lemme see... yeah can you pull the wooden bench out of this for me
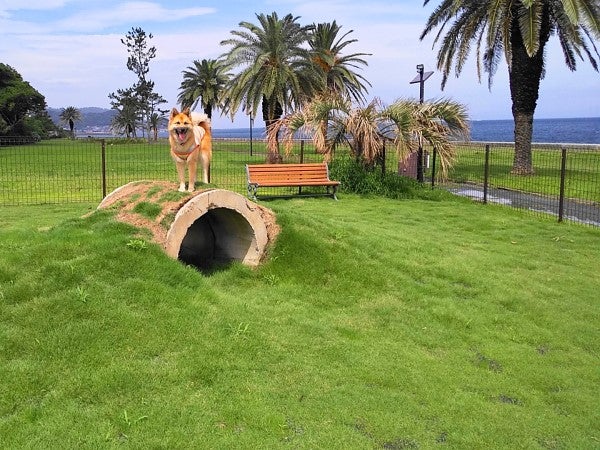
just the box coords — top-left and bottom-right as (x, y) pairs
(246, 162), (340, 200)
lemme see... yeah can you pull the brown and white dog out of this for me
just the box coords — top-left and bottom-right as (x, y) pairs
(168, 107), (212, 192)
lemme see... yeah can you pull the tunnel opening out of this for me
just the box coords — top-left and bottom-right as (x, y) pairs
(177, 207), (254, 273)
(98, 183), (278, 271)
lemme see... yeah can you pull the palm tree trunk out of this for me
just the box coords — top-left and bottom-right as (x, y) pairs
(508, 4), (551, 175)
(512, 111), (534, 174)
(509, 48), (541, 175)
(263, 96), (283, 163)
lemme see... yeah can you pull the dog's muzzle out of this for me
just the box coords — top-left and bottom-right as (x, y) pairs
(174, 127), (189, 142)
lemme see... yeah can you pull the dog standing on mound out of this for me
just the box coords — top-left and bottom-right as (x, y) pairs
(168, 107), (212, 192)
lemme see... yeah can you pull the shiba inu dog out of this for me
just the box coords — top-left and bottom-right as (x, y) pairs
(168, 107), (212, 192)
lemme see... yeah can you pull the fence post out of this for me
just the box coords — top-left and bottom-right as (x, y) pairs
(101, 139), (107, 199)
(298, 140), (305, 195)
(558, 147), (567, 223)
(483, 144), (490, 204)
(381, 141), (386, 176)
(431, 149), (437, 188)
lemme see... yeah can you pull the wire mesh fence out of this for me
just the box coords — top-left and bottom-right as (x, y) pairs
(0, 137), (330, 206)
(435, 142), (600, 227)
(1, 137), (599, 227)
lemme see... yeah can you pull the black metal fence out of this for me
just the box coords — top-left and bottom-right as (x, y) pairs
(436, 142), (600, 227)
(1, 137), (599, 227)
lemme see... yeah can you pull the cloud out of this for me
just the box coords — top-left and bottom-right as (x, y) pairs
(0, 0), (72, 11)
(53, 2), (216, 32)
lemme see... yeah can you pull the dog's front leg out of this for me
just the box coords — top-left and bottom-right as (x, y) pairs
(175, 159), (187, 192)
(187, 158), (197, 192)
(199, 152), (210, 184)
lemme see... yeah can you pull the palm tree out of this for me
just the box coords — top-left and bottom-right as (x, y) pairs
(268, 95), (469, 177)
(308, 21), (372, 155)
(149, 112), (165, 141)
(177, 59), (230, 119)
(109, 87), (140, 138)
(110, 92), (138, 138)
(220, 12), (322, 162)
(309, 21), (371, 103)
(59, 106), (81, 138)
(421, 0), (600, 175)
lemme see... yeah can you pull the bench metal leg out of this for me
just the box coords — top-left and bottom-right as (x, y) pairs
(247, 184), (258, 201)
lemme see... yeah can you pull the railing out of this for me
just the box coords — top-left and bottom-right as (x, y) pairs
(1, 137), (599, 227)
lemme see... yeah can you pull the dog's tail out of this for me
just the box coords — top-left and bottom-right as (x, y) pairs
(191, 112), (210, 127)
(190, 112), (211, 146)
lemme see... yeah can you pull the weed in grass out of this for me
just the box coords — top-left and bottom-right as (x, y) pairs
(262, 273), (278, 285)
(227, 322), (250, 340)
(74, 286), (89, 303)
(126, 239), (148, 251)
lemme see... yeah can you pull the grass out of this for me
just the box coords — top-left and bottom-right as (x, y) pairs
(1, 195), (598, 448)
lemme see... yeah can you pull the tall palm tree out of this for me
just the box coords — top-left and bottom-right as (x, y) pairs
(220, 11), (322, 162)
(59, 106), (81, 138)
(268, 96), (469, 177)
(421, 0), (600, 175)
(309, 21), (372, 103)
(177, 59), (230, 119)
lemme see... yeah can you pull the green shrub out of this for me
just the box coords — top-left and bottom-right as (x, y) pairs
(329, 158), (451, 201)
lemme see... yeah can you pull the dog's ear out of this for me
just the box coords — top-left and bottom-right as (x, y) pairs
(170, 107), (179, 118)
(182, 107), (191, 116)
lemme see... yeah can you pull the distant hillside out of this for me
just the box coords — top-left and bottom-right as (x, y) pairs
(48, 107), (116, 131)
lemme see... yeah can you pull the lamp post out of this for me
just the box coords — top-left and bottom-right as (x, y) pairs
(409, 64), (434, 182)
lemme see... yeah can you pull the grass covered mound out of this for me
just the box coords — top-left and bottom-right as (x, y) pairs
(0, 196), (598, 448)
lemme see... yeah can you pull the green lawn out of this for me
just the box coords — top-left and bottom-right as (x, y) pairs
(1, 195), (598, 448)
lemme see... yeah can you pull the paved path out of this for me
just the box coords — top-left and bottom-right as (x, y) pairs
(445, 183), (600, 227)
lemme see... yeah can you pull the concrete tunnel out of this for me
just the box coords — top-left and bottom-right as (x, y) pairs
(97, 182), (278, 271)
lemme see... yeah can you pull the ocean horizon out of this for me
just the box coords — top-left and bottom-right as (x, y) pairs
(80, 117), (600, 144)
(211, 117), (600, 144)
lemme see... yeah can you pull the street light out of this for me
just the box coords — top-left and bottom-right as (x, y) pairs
(409, 64), (434, 182)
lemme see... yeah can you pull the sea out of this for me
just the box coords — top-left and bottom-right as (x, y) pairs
(208, 117), (600, 144)
(83, 117), (600, 144)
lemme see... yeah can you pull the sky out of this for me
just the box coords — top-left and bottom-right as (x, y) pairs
(1, 0), (599, 129)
